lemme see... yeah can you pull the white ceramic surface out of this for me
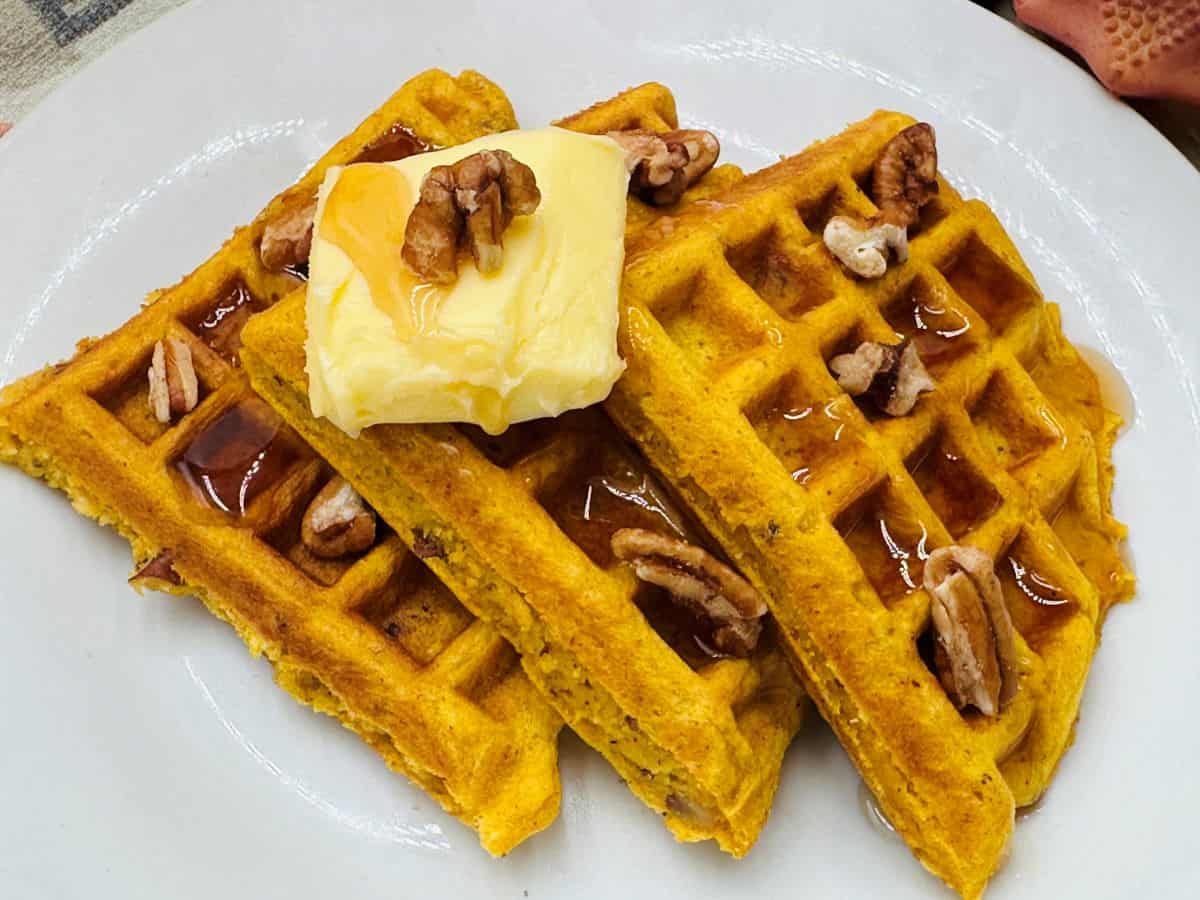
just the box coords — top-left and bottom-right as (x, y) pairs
(1, 1), (1197, 897)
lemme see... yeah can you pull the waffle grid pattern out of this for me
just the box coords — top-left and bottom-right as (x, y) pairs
(607, 110), (1132, 897)
(0, 69), (563, 855)
(241, 82), (805, 858)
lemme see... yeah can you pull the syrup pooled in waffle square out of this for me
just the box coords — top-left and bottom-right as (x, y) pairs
(605, 110), (1134, 897)
(241, 82), (806, 859)
(0, 69), (567, 855)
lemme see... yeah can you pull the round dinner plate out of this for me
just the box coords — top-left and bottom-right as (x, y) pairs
(1, 1), (1197, 897)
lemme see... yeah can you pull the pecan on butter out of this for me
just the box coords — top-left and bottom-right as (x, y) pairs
(401, 149), (541, 284)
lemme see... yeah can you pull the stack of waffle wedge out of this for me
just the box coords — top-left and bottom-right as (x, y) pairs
(0, 68), (1133, 899)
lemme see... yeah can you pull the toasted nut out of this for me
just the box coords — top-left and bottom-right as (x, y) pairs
(402, 150), (541, 284)
(411, 528), (446, 560)
(829, 339), (934, 416)
(608, 129), (721, 206)
(872, 122), (938, 228)
(611, 528), (767, 657)
(129, 550), (182, 592)
(823, 123), (937, 277)
(147, 337), (199, 424)
(923, 545), (1020, 716)
(260, 197), (317, 272)
(822, 215), (909, 278)
(301, 476), (376, 559)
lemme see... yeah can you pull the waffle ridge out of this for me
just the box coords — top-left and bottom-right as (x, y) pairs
(241, 83), (806, 858)
(603, 110), (1134, 897)
(0, 69), (563, 855)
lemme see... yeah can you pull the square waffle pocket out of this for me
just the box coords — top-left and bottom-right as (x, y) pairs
(604, 110), (1134, 897)
(0, 69), (565, 855)
(241, 84), (806, 858)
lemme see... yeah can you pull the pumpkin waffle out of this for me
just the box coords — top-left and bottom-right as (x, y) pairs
(241, 83), (806, 858)
(603, 110), (1134, 897)
(0, 69), (564, 855)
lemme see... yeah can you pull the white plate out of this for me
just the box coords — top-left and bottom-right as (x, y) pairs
(1, 1), (1197, 897)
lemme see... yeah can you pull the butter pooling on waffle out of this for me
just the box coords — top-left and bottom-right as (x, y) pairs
(0, 69), (565, 855)
(605, 111), (1134, 897)
(242, 82), (806, 858)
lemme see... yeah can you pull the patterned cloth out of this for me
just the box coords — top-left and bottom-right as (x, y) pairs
(0, 0), (1196, 167)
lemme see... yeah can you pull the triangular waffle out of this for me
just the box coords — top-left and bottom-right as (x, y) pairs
(241, 83), (806, 858)
(0, 69), (561, 855)
(603, 110), (1134, 896)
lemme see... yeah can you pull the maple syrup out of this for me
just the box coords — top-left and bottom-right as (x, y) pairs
(909, 438), (1001, 538)
(193, 280), (267, 364)
(1076, 346), (1137, 426)
(752, 378), (867, 490)
(177, 402), (296, 516)
(353, 123), (431, 164)
(541, 439), (727, 666)
(1002, 555), (1073, 645)
(837, 488), (931, 606)
(943, 235), (1039, 335)
(545, 442), (691, 567)
(635, 585), (728, 667)
(886, 280), (974, 371)
(858, 781), (899, 839)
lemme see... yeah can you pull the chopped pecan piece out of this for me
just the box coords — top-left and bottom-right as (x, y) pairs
(923, 545), (1020, 716)
(260, 197), (317, 272)
(608, 129), (721, 206)
(829, 339), (934, 416)
(301, 476), (377, 559)
(147, 337), (199, 424)
(823, 123), (938, 278)
(822, 216), (909, 278)
(128, 550), (182, 592)
(402, 150), (541, 284)
(611, 528), (767, 657)
(411, 528), (446, 560)
(872, 122), (938, 228)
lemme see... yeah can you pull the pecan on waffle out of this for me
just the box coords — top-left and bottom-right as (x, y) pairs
(241, 83), (806, 859)
(0, 69), (564, 856)
(603, 111), (1134, 897)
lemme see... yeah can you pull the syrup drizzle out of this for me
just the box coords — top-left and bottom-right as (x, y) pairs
(1076, 346), (1137, 426)
(177, 403), (295, 516)
(353, 123), (431, 164)
(543, 441), (730, 666)
(889, 287), (973, 367)
(756, 398), (854, 486)
(1008, 558), (1068, 607)
(193, 280), (265, 364)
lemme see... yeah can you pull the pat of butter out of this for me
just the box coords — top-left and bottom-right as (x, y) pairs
(305, 127), (630, 436)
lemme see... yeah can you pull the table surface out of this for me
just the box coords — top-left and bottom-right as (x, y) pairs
(0, 0), (1197, 167)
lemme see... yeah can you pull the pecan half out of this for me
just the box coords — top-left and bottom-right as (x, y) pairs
(872, 122), (938, 228)
(300, 476), (377, 559)
(611, 528), (767, 657)
(829, 339), (935, 416)
(822, 123), (937, 278)
(822, 216), (909, 278)
(608, 129), (721, 206)
(402, 150), (541, 284)
(147, 337), (199, 424)
(923, 545), (1020, 716)
(260, 197), (317, 272)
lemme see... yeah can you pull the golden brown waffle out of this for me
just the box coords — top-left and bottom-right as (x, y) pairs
(602, 110), (1134, 897)
(0, 69), (564, 855)
(241, 83), (806, 858)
